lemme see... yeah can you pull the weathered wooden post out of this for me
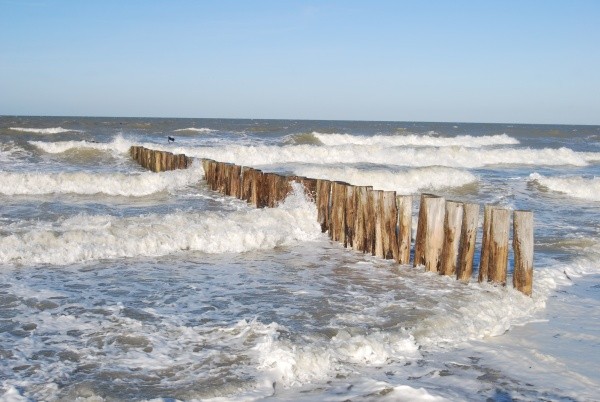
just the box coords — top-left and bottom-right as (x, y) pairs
(260, 172), (274, 207)
(160, 151), (167, 172)
(414, 194), (446, 272)
(250, 169), (264, 208)
(229, 164), (242, 198)
(367, 189), (381, 256)
(344, 185), (356, 248)
(316, 180), (332, 233)
(297, 177), (317, 201)
(178, 154), (188, 169)
(166, 152), (174, 171)
(330, 182), (348, 243)
(478, 205), (493, 283)
(380, 191), (399, 260)
(240, 166), (251, 201)
(441, 201), (464, 276)
(513, 210), (534, 295)
(488, 208), (510, 285)
(352, 186), (371, 252)
(456, 203), (479, 282)
(396, 195), (412, 265)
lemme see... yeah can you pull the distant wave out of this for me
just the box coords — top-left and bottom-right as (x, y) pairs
(29, 134), (133, 154)
(529, 173), (600, 201)
(293, 166), (477, 194)
(312, 132), (519, 147)
(0, 185), (319, 265)
(182, 144), (600, 169)
(0, 141), (31, 163)
(173, 127), (217, 133)
(283, 132), (324, 145)
(9, 127), (82, 134)
(0, 164), (203, 197)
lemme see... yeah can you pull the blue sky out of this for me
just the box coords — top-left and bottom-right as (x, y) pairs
(1, 0), (598, 124)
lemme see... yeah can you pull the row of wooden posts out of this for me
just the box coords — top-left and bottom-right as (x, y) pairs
(130, 146), (190, 172)
(130, 146), (534, 296)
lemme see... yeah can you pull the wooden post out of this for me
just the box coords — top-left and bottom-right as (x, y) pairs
(363, 189), (376, 255)
(513, 210), (534, 296)
(478, 205), (493, 283)
(161, 152), (168, 172)
(381, 191), (399, 260)
(277, 174), (292, 204)
(240, 166), (251, 201)
(352, 186), (371, 252)
(330, 182), (347, 243)
(456, 203), (479, 282)
(396, 195), (412, 265)
(344, 185), (356, 248)
(260, 172), (274, 207)
(488, 208), (510, 285)
(441, 201), (464, 276)
(371, 190), (384, 257)
(250, 169), (264, 208)
(299, 177), (318, 202)
(230, 164), (242, 198)
(316, 180), (332, 233)
(414, 195), (445, 272)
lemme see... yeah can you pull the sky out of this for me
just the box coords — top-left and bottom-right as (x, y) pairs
(0, 0), (599, 124)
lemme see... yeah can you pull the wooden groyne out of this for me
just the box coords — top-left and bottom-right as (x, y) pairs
(130, 146), (534, 296)
(130, 146), (190, 172)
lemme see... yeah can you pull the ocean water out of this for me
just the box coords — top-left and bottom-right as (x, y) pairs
(0, 117), (599, 401)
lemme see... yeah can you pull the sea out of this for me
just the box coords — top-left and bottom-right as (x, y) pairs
(0, 116), (599, 401)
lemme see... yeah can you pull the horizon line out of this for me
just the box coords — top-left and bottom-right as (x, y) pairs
(1, 114), (599, 127)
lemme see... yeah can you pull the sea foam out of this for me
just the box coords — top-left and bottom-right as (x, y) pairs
(29, 134), (133, 154)
(292, 165), (477, 193)
(9, 127), (82, 134)
(529, 173), (600, 202)
(173, 127), (217, 133)
(181, 144), (598, 169)
(0, 164), (204, 196)
(312, 132), (519, 147)
(0, 184), (319, 266)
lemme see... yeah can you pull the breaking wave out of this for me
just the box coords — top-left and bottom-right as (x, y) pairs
(0, 164), (203, 196)
(312, 132), (519, 147)
(0, 185), (319, 266)
(529, 173), (600, 202)
(173, 127), (217, 133)
(293, 165), (477, 194)
(9, 127), (82, 134)
(182, 144), (599, 169)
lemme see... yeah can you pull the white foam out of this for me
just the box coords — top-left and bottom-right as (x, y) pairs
(0, 164), (204, 196)
(0, 142), (31, 163)
(9, 127), (81, 134)
(28, 133), (133, 154)
(181, 144), (597, 168)
(0, 184), (320, 266)
(252, 322), (420, 389)
(293, 166), (477, 193)
(173, 127), (217, 133)
(313, 132), (519, 147)
(529, 173), (600, 201)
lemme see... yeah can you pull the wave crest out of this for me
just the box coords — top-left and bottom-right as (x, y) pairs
(0, 164), (203, 196)
(312, 132), (519, 147)
(173, 127), (217, 133)
(10, 127), (82, 134)
(293, 166), (477, 194)
(529, 173), (600, 201)
(0, 185), (319, 265)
